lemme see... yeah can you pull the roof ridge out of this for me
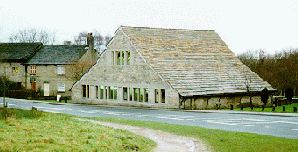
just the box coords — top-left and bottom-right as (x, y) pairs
(121, 25), (215, 31)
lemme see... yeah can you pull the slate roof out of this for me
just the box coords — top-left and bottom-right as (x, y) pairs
(27, 45), (87, 65)
(0, 43), (42, 62)
(119, 26), (274, 97)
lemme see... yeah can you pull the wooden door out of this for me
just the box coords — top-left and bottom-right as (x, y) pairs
(31, 82), (36, 91)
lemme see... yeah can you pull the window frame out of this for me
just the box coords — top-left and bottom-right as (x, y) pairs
(57, 66), (65, 75)
(30, 65), (36, 74)
(112, 51), (130, 65)
(123, 87), (128, 101)
(58, 83), (65, 92)
(12, 67), (18, 73)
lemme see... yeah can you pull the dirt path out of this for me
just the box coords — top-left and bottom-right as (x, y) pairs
(78, 119), (210, 152)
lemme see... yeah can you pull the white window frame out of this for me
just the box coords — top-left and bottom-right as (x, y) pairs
(30, 65), (36, 74)
(58, 83), (65, 92)
(57, 66), (65, 75)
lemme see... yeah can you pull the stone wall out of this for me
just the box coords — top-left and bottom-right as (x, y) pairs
(0, 62), (26, 87)
(26, 64), (75, 97)
(183, 94), (273, 109)
(72, 30), (180, 108)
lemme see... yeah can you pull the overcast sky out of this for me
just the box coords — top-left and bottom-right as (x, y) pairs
(1, 0), (298, 55)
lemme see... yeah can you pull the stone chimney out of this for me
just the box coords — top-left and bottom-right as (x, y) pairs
(87, 33), (94, 50)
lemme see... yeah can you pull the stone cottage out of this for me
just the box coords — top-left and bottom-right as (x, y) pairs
(1, 33), (98, 98)
(71, 26), (275, 109)
(0, 43), (42, 89)
(25, 34), (98, 97)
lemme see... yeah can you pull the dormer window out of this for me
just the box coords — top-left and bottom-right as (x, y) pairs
(112, 51), (130, 65)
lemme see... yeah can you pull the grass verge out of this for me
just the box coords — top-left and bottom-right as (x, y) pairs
(91, 117), (298, 152)
(224, 103), (298, 113)
(0, 108), (156, 151)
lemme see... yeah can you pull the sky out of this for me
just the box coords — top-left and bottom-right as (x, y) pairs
(1, 0), (298, 55)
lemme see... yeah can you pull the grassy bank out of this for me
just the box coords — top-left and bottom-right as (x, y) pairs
(92, 117), (298, 152)
(226, 103), (298, 113)
(0, 108), (156, 151)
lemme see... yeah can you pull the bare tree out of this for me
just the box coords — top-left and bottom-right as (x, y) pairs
(74, 31), (88, 45)
(9, 29), (56, 45)
(104, 35), (112, 45)
(73, 30), (112, 53)
(66, 58), (95, 81)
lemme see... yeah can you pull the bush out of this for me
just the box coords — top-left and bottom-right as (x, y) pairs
(285, 87), (294, 103)
(0, 75), (35, 98)
(261, 87), (269, 106)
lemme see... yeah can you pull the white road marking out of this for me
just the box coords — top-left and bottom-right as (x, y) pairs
(291, 129), (298, 131)
(136, 115), (151, 117)
(243, 125), (255, 127)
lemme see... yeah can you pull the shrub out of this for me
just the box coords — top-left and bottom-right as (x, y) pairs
(0, 75), (35, 98)
(261, 87), (269, 106)
(285, 87), (294, 104)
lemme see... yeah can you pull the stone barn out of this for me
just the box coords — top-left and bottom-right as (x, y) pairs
(71, 26), (275, 109)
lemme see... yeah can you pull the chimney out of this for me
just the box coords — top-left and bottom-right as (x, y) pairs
(87, 33), (94, 50)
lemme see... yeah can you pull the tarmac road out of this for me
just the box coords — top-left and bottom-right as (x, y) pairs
(2, 97), (298, 139)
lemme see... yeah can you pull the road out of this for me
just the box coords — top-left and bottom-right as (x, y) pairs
(2, 97), (298, 139)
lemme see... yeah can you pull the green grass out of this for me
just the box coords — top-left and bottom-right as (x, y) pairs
(224, 103), (298, 113)
(91, 117), (298, 152)
(0, 108), (156, 151)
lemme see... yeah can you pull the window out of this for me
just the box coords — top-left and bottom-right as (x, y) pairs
(108, 86), (113, 99)
(95, 86), (99, 99)
(57, 66), (65, 75)
(117, 52), (121, 65)
(130, 88), (133, 101)
(86, 85), (89, 98)
(155, 89), (159, 103)
(83, 85), (86, 97)
(106, 86), (117, 100)
(113, 86), (117, 99)
(144, 88), (148, 103)
(154, 89), (166, 103)
(100, 86), (104, 99)
(12, 67), (18, 73)
(105, 86), (108, 99)
(82, 85), (89, 98)
(140, 88), (144, 102)
(122, 51), (125, 65)
(161, 89), (165, 103)
(58, 83), (65, 92)
(123, 87), (128, 101)
(30, 66), (36, 74)
(112, 51), (130, 65)
(127, 51), (130, 65)
(134, 88), (138, 101)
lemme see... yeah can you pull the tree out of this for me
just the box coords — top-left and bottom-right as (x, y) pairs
(285, 87), (294, 104)
(104, 35), (112, 45)
(9, 29), (56, 45)
(237, 48), (298, 97)
(73, 30), (105, 50)
(261, 87), (269, 106)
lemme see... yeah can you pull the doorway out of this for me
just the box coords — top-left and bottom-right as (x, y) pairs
(44, 83), (50, 96)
